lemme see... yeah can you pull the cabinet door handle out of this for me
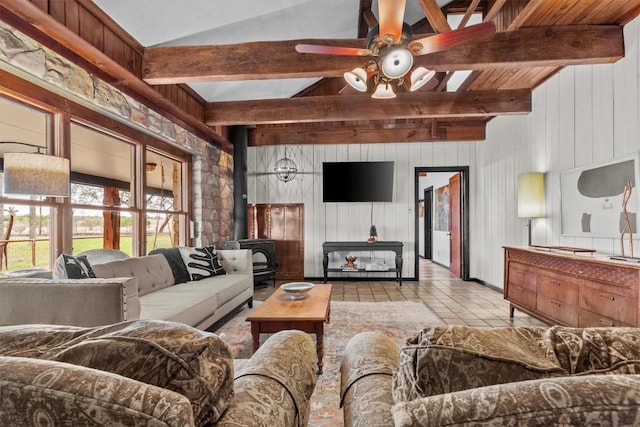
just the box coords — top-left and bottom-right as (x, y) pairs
(599, 294), (615, 301)
(550, 301), (561, 307)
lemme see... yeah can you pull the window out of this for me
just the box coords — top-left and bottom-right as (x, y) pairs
(70, 123), (135, 254)
(0, 97), (58, 271)
(146, 149), (187, 251)
(0, 85), (192, 270)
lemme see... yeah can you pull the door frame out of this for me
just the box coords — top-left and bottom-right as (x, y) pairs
(423, 186), (433, 259)
(414, 166), (470, 280)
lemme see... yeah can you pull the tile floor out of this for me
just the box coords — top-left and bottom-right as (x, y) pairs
(254, 259), (547, 328)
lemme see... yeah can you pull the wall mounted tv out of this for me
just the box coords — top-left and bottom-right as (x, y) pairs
(323, 161), (394, 202)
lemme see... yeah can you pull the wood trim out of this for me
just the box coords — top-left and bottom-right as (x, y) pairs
(413, 166), (471, 281)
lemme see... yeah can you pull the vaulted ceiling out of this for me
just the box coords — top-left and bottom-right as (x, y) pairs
(110, 0), (640, 146)
(4, 0), (640, 149)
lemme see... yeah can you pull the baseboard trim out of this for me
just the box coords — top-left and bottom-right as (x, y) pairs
(470, 277), (502, 293)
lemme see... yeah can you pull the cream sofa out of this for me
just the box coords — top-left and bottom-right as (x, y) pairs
(341, 326), (640, 426)
(0, 249), (253, 330)
(0, 320), (318, 426)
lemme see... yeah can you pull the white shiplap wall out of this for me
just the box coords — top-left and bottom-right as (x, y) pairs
(247, 16), (640, 287)
(473, 15), (640, 287)
(247, 141), (475, 280)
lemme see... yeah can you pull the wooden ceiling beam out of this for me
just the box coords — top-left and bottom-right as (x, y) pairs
(205, 89), (531, 125)
(143, 25), (623, 85)
(413, 24), (623, 69)
(417, 0), (452, 32)
(249, 120), (486, 145)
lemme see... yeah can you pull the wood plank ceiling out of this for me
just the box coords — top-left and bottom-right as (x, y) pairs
(139, 0), (640, 146)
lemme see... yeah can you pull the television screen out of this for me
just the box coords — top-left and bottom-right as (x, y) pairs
(323, 161), (394, 202)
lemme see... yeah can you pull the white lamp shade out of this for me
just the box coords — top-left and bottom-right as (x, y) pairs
(343, 68), (368, 92)
(371, 82), (396, 99)
(410, 67), (436, 91)
(517, 172), (545, 218)
(380, 47), (414, 79)
(3, 152), (70, 197)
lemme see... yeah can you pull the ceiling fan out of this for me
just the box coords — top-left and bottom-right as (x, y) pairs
(295, 0), (496, 99)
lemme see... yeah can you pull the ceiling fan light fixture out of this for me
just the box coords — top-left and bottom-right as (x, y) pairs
(380, 47), (413, 79)
(344, 67), (368, 92)
(409, 67), (436, 91)
(371, 82), (396, 99)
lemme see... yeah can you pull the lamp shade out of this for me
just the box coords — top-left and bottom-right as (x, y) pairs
(410, 67), (436, 91)
(344, 68), (368, 92)
(380, 47), (413, 79)
(371, 82), (396, 99)
(3, 152), (70, 197)
(517, 172), (545, 218)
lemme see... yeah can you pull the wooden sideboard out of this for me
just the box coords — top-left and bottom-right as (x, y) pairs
(503, 246), (640, 327)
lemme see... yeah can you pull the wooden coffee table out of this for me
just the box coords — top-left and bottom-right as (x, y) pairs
(246, 283), (332, 374)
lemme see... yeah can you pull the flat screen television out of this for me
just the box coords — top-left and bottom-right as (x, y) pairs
(323, 161), (394, 202)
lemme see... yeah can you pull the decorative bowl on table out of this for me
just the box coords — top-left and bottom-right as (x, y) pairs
(280, 282), (314, 300)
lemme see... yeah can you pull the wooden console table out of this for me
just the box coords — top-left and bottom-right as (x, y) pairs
(504, 246), (640, 327)
(322, 241), (403, 285)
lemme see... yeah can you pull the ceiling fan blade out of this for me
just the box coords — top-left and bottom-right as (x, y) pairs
(378, 0), (406, 42)
(295, 44), (372, 56)
(408, 21), (496, 56)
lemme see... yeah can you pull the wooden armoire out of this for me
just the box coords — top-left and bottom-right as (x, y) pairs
(248, 203), (304, 281)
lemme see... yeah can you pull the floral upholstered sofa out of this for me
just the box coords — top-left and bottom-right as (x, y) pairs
(340, 325), (640, 426)
(0, 320), (317, 426)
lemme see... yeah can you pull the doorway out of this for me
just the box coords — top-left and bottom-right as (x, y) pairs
(423, 186), (433, 259)
(414, 167), (470, 280)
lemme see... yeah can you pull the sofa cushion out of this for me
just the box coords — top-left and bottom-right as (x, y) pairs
(53, 254), (96, 279)
(393, 326), (566, 402)
(92, 254), (174, 296)
(179, 246), (226, 280)
(149, 247), (191, 284)
(391, 374), (640, 427)
(548, 326), (640, 374)
(0, 320), (234, 426)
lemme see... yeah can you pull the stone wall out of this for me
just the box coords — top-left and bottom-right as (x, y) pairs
(0, 22), (233, 248)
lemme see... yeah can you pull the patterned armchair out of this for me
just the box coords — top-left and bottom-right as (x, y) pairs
(0, 320), (317, 426)
(341, 326), (640, 426)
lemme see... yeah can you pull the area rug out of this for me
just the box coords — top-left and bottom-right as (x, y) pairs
(214, 301), (443, 427)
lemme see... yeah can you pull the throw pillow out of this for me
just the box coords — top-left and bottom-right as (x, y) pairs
(53, 254), (96, 279)
(179, 246), (226, 281)
(148, 247), (191, 284)
(32, 320), (235, 426)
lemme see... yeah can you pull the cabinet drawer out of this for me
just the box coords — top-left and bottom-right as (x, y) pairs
(507, 284), (536, 311)
(580, 286), (636, 325)
(507, 263), (536, 289)
(578, 309), (630, 327)
(537, 294), (578, 325)
(538, 274), (578, 305)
